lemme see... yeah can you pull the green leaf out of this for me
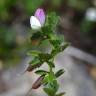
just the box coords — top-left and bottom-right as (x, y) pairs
(43, 72), (56, 84)
(39, 53), (51, 61)
(38, 39), (49, 47)
(49, 34), (59, 40)
(27, 50), (41, 57)
(52, 0), (62, 7)
(80, 19), (96, 33)
(29, 58), (41, 65)
(42, 26), (53, 35)
(45, 12), (59, 31)
(67, 0), (89, 11)
(31, 32), (43, 40)
(55, 69), (65, 78)
(35, 70), (48, 75)
(50, 39), (61, 48)
(23, 0), (44, 14)
(43, 80), (59, 96)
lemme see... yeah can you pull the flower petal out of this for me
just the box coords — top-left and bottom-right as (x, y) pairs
(35, 8), (45, 26)
(30, 16), (41, 30)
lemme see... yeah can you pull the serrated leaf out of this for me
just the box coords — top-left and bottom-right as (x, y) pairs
(55, 69), (65, 78)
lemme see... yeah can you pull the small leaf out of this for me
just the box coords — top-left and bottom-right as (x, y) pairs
(50, 39), (61, 48)
(43, 80), (59, 96)
(39, 53), (51, 61)
(27, 50), (41, 57)
(45, 12), (59, 30)
(43, 72), (56, 84)
(31, 32), (42, 40)
(55, 69), (65, 78)
(35, 70), (48, 75)
(29, 58), (40, 65)
(49, 33), (58, 40)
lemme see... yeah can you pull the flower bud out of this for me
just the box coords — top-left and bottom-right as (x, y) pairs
(30, 16), (41, 30)
(35, 8), (45, 26)
(32, 75), (44, 89)
(30, 8), (45, 30)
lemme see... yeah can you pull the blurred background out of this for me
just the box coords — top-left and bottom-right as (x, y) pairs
(0, 0), (96, 96)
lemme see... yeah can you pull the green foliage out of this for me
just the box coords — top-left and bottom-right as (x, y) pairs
(67, 0), (89, 11)
(23, 0), (44, 14)
(52, 0), (62, 7)
(80, 19), (96, 34)
(45, 12), (59, 31)
(0, 0), (16, 20)
(27, 12), (68, 96)
(0, 26), (16, 59)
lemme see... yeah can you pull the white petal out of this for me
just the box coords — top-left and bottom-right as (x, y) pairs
(30, 16), (41, 30)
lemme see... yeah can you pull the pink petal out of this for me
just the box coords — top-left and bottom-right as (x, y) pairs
(34, 8), (45, 26)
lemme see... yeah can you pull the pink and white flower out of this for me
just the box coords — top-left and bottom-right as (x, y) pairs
(30, 8), (45, 30)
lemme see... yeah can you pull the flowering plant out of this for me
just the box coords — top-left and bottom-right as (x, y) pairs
(26, 8), (68, 96)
